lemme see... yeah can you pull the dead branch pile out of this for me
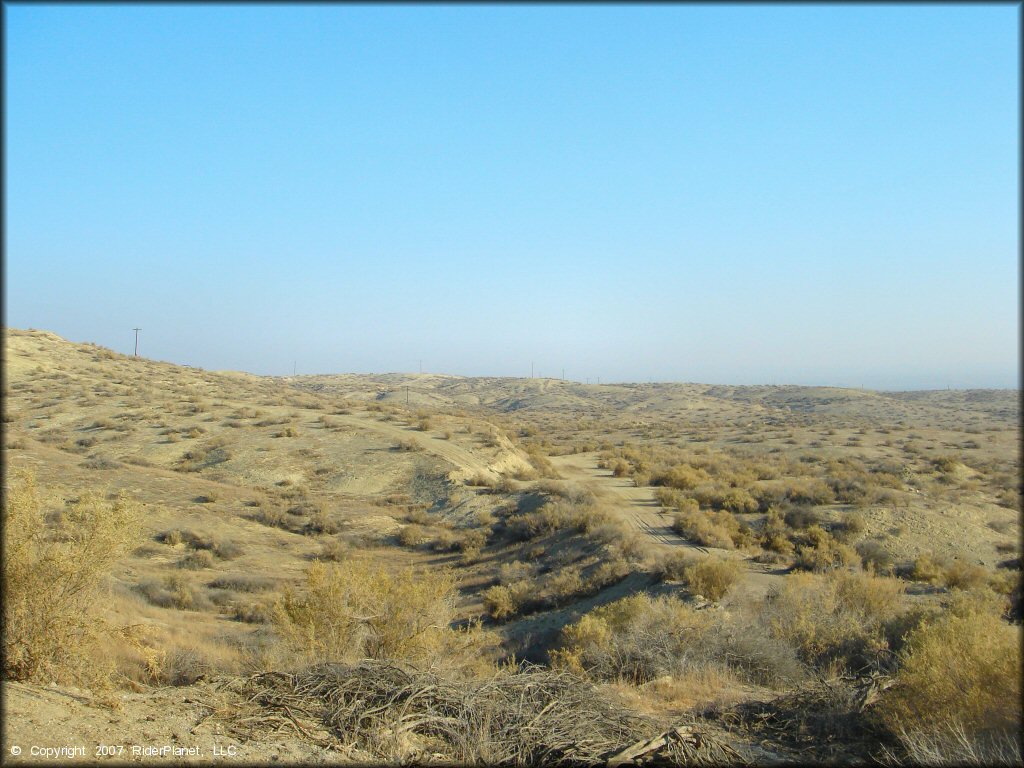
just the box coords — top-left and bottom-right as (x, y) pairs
(713, 674), (896, 762)
(217, 661), (739, 765)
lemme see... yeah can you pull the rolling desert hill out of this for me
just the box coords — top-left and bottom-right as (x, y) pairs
(2, 327), (1020, 765)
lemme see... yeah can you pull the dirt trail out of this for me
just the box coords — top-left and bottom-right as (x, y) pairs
(550, 453), (688, 548)
(550, 453), (785, 600)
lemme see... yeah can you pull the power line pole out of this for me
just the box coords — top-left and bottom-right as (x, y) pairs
(531, 361), (534, 379)
(132, 328), (141, 356)
(293, 361), (296, 376)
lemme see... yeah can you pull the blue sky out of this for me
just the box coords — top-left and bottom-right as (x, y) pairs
(5, 4), (1018, 388)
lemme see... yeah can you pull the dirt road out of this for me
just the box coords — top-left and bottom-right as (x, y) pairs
(549, 453), (785, 599)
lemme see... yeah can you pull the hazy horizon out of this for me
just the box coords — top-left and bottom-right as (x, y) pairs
(5, 6), (1019, 390)
(5, 324), (1014, 394)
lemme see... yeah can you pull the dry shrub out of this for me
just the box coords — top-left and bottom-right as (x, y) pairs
(178, 550), (215, 570)
(552, 593), (802, 688)
(159, 528), (184, 546)
(456, 528), (488, 553)
(784, 506), (822, 530)
(398, 523), (430, 548)
(233, 600), (275, 625)
(272, 558), (458, 665)
(856, 539), (895, 575)
(877, 591), (1022, 758)
(779, 478), (837, 506)
(540, 567), (584, 606)
(497, 561), (533, 585)
(466, 471), (495, 487)
(551, 594), (713, 682)
(840, 511), (867, 537)
(509, 500), (610, 541)
(671, 509), (751, 549)
(3, 472), (140, 684)
(676, 483), (759, 514)
(793, 527), (860, 573)
(943, 561), (989, 591)
(656, 550), (692, 582)
(209, 575), (275, 593)
(681, 556), (741, 601)
(764, 570), (906, 672)
(306, 510), (340, 535)
(652, 463), (710, 491)
(137, 574), (211, 611)
(524, 446), (559, 479)
(432, 529), (461, 553)
(482, 581), (531, 621)
(910, 551), (949, 585)
(931, 454), (961, 473)
(214, 538), (243, 560)
(405, 506), (432, 525)
(536, 480), (596, 506)
(591, 551), (631, 587)
(886, 721), (1021, 766)
(318, 536), (351, 562)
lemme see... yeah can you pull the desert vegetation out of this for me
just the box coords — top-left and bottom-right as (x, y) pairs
(2, 328), (1020, 764)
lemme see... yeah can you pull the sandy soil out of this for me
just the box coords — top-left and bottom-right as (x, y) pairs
(1, 680), (334, 765)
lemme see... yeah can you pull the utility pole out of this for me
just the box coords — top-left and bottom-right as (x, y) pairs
(132, 328), (141, 356)
(561, 368), (564, 381)
(531, 361), (534, 379)
(293, 361), (296, 376)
